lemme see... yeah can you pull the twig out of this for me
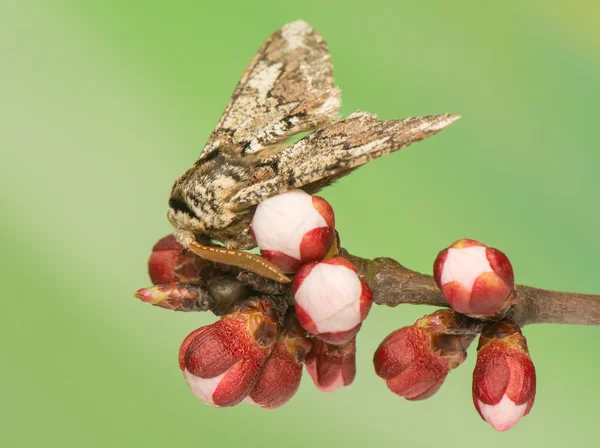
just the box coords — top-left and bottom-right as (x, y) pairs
(342, 251), (600, 327)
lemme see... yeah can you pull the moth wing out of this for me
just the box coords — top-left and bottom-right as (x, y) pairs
(200, 20), (340, 158)
(229, 111), (460, 210)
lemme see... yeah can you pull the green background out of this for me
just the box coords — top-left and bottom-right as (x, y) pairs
(2, 0), (599, 446)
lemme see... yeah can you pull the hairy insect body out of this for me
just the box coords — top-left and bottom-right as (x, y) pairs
(169, 152), (256, 250)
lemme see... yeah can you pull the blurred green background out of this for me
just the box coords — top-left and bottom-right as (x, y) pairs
(2, 0), (599, 446)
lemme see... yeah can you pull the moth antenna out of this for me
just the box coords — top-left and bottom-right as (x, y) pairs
(188, 241), (291, 284)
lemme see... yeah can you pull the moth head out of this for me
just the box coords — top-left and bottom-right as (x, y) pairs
(167, 189), (207, 247)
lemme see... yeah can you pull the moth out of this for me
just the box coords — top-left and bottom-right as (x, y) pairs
(167, 20), (459, 283)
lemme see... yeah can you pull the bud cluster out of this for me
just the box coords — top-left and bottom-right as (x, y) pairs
(252, 190), (373, 345)
(140, 191), (371, 407)
(371, 238), (536, 431)
(137, 207), (540, 431)
(179, 297), (298, 407)
(250, 190), (368, 393)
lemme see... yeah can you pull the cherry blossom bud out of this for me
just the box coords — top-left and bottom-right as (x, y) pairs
(178, 297), (284, 407)
(250, 190), (335, 273)
(473, 320), (536, 432)
(245, 314), (312, 409)
(148, 235), (218, 285)
(433, 238), (515, 317)
(306, 339), (356, 392)
(292, 256), (373, 344)
(374, 311), (474, 400)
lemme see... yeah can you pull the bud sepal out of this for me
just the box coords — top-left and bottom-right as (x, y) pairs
(306, 338), (356, 392)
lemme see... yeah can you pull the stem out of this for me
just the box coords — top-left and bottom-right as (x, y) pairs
(343, 251), (600, 327)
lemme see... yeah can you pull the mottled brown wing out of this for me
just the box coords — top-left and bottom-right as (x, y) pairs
(229, 111), (460, 210)
(200, 20), (340, 158)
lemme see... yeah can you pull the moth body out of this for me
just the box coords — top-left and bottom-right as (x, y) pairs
(165, 20), (459, 282)
(168, 150), (256, 249)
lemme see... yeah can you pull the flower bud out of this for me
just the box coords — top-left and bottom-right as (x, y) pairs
(148, 235), (217, 285)
(292, 256), (373, 344)
(135, 281), (210, 312)
(178, 297), (283, 407)
(306, 338), (356, 392)
(374, 311), (473, 401)
(473, 320), (536, 432)
(135, 277), (250, 315)
(250, 190), (335, 273)
(433, 238), (515, 317)
(245, 314), (312, 409)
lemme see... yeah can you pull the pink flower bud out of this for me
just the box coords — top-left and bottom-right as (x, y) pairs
(245, 314), (312, 409)
(473, 321), (536, 432)
(306, 338), (356, 392)
(292, 256), (373, 345)
(374, 311), (472, 401)
(178, 298), (282, 407)
(433, 238), (515, 317)
(250, 190), (335, 273)
(148, 235), (217, 285)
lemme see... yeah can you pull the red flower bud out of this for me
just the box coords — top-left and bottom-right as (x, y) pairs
(250, 190), (335, 273)
(433, 238), (515, 317)
(148, 235), (217, 285)
(178, 298), (283, 407)
(473, 321), (536, 432)
(374, 311), (472, 401)
(305, 338), (356, 392)
(245, 314), (312, 409)
(292, 256), (372, 344)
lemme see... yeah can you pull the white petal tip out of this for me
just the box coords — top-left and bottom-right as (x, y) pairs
(478, 395), (527, 432)
(183, 369), (227, 407)
(441, 246), (492, 290)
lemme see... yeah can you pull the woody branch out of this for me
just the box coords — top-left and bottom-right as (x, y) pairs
(342, 250), (600, 327)
(136, 237), (600, 333)
(139, 247), (600, 329)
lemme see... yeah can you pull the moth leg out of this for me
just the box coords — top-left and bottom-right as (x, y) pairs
(188, 241), (291, 284)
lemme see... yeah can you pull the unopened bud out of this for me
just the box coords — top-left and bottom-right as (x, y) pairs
(374, 311), (473, 400)
(135, 281), (210, 312)
(148, 235), (218, 285)
(246, 314), (312, 408)
(292, 256), (373, 344)
(178, 297), (283, 407)
(250, 190), (335, 273)
(473, 320), (536, 432)
(433, 238), (515, 317)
